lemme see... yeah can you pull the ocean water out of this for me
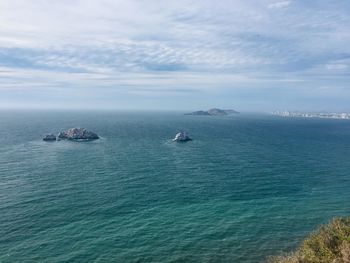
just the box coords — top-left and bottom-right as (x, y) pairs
(1, 110), (350, 263)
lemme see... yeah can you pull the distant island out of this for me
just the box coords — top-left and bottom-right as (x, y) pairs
(43, 128), (99, 141)
(185, 108), (239, 116)
(58, 128), (99, 140)
(273, 111), (350, 120)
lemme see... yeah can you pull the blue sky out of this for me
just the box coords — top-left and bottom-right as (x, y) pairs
(0, 0), (349, 111)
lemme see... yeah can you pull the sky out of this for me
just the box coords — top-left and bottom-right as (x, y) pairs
(0, 0), (349, 111)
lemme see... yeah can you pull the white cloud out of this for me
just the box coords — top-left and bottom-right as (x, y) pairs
(325, 63), (348, 70)
(0, 0), (350, 110)
(268, 1), (291, 9)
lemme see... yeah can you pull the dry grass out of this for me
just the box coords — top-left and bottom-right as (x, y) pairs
(269, 217), (350, 263)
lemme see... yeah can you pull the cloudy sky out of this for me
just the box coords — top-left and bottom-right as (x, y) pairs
(0, 0), (349, 111)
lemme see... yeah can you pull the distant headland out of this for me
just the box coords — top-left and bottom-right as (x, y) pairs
(185, 108), (239, 116)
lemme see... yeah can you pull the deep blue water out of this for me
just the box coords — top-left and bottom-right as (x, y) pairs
(1, 111), (350, 263)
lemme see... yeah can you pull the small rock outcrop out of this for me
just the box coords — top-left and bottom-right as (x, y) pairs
(43, 134), (57, 141)
(58, 128), (99, 140)
(173, 131), (192, 142)
(185, 108), (239, 116)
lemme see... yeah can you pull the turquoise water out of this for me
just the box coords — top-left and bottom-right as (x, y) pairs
(1, 111), (350, 262)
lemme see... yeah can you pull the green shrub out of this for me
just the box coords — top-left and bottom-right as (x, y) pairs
(269, 217), (350, 263)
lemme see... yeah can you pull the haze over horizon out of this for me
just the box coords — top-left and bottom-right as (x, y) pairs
(1, 0), (350, 111)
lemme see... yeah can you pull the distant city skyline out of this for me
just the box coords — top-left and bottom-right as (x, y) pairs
(0, 0), (350, 111)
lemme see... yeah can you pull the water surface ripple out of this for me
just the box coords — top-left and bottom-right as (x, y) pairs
(1, 111), (350, 262)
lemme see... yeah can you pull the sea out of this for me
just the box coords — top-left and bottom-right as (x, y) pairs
(1, 110), (350, 263)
